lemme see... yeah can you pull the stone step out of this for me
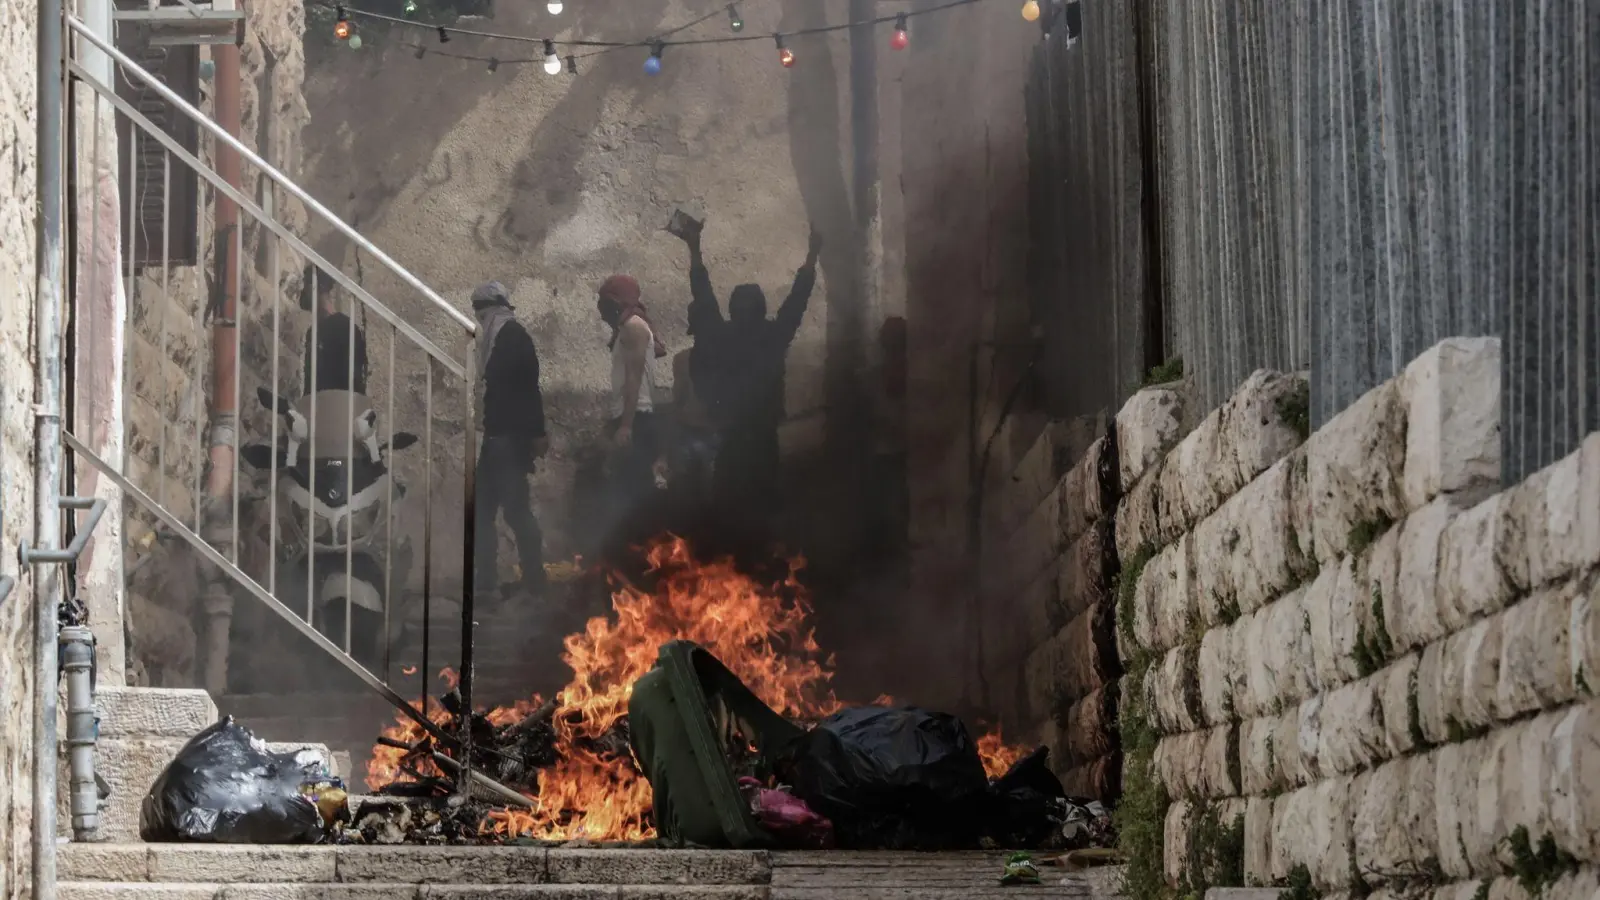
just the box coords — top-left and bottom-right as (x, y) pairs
(57, 879), (762, 897)
(89, 688), (218, 739)
(60, 846), (771, 886)
(57, 847), (1116, 899)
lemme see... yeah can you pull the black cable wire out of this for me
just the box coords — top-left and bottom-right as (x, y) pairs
(324, 0), (986, 57)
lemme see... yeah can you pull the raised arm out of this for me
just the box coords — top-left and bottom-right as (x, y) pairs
(684, 226), (724, 335)
(773, 229), (823, 347)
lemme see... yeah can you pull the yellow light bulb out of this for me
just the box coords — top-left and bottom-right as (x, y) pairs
(1021, 0), (1040, 22)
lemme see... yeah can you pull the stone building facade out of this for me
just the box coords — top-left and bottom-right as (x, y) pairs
(121, 0), (312, 688)
(0, 0), (41, 894)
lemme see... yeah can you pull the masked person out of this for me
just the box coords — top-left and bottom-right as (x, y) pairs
(676, 218), (822, 553)
(471, 281), (549, 599)
(596, 275), (666, 549)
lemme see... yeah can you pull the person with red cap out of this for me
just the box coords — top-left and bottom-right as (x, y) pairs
(596, 274), (666, 542)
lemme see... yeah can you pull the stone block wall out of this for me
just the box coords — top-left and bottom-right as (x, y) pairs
(0, 0), (38, 892)
(1127, 337), (1600, 900)
(979, 415), (1122, 799)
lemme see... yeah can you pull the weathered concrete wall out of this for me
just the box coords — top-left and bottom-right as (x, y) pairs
(0, 0), (38, 893)
(297, 0), (868, 578)
(1125, 337), (1600, 898)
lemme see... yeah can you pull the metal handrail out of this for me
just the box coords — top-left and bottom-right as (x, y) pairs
(66, 56), (467, 378)
(64, 431), (454, 744)
(65, 14), (476, 337)
(72, 17), (485, 798)
(18, 497), (108, 566)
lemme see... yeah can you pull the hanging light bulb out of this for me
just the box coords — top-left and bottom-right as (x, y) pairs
(547, 0), (564, 13)
(487, 56), (499, 72)
(776, 34), (794, 68)
(348, 33), (363, 50)
(890, 13), (909, 50)
(1021, 0), (1041, 22)
(543, 39), (561, 74)
(402, 0), (417, 15)
(333, 5), (351, 40)
(727, 3), (744, 32)
(644, 43), (663, 75)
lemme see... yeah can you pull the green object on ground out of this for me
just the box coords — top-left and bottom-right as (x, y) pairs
(628, 640), (805, 848)
(1000, 851), (1042, 886)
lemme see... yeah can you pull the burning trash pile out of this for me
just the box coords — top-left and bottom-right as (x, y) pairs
(138, 537), (1115, 851)
(357, 537), (1116, 852)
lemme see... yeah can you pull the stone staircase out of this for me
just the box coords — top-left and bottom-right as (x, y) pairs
(63, 680), (1120, 899)
(57, 845), (1122, 899)
(65, 686), (340, 842)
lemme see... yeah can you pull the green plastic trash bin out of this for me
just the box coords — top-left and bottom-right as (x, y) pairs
(628, 640), (805, 848)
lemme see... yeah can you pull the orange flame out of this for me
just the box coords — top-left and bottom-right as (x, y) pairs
(977, 729), (1027, 781)
(367, 536), (1025, 841)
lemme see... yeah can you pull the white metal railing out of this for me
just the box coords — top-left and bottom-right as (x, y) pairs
(62, 14), (485, 749)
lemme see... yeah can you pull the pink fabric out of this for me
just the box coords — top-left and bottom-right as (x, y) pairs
(738, 777), (835, 849)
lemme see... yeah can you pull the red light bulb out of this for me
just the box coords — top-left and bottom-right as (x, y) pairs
(890, 14), (909, 50)
(334, 18), (351, 39)
(779, 47), (795, 67)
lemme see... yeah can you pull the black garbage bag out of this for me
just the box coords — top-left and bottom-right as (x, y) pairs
(985, 746), (1069, 848)
(781, 706), (990, 850)
(139, 716), (339, 844)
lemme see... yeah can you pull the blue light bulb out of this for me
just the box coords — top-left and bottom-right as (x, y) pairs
(644, 54), (662, 75)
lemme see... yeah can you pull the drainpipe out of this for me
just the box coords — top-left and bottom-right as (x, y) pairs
(61, 625), (101, 838)
(33, 0), (68, 898)
(201, 8), (245, 695)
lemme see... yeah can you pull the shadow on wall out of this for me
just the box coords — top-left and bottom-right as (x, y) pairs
(303, 0), (674, 268)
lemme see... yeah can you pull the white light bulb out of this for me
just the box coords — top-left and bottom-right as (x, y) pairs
(544, 53), (562, 74)
(547, 0), (563, 13)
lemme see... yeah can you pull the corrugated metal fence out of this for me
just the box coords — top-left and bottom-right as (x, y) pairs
(1028, 0), (1596, 480)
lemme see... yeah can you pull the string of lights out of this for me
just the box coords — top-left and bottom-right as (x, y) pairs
(323, 0), (1022, 72)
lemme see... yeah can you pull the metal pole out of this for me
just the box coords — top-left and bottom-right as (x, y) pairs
(456, 342), (478, 799)
(33, 0), (67, 894)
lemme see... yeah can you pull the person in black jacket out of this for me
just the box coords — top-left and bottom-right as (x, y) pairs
(676, 218), (821, 555)
(471, 281), (549, 599)
(299, 265), (368, 395)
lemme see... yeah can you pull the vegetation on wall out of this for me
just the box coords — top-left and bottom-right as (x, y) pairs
(1144, 356), (1185, 387)
(1112, 545), (1170, 900)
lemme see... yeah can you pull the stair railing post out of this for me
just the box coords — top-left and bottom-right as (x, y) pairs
(457, 340), (478, 799)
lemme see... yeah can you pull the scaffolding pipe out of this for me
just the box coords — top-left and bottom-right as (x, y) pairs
(199, 3), (244, 697)
(33, 1), (68, 899)
(61, 625), (100, 838)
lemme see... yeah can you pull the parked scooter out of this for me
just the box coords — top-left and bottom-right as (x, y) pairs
(241, 315), (417, 671)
